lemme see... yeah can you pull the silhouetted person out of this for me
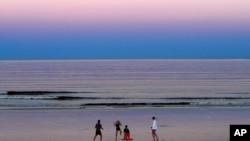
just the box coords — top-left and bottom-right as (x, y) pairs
(93, 120), (103, 141)
(123, 125), (130, 141)
(114, 120), (122, 140)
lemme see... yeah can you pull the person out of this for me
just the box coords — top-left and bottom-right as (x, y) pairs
(93, 120), (103, 141)
(114, 120), (122, 140)
(123, 125), (130, 141)
(151, 116), (158, 141)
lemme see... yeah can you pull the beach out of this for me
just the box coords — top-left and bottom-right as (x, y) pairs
(1, 60), (250, 141)
(0, 107), (249, 141)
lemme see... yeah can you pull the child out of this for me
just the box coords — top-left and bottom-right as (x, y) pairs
(123, 125), (130, 141)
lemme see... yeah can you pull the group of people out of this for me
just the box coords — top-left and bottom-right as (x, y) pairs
(93, 116), (158, 141)
(114, 120), (130, 140)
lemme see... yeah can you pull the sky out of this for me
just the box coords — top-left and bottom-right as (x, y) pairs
(0, 0), (250, 59)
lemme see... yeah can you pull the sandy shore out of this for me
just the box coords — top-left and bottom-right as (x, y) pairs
(0, 107), (249, 141)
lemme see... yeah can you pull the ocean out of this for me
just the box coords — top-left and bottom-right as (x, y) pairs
(0, 59), (250, 109)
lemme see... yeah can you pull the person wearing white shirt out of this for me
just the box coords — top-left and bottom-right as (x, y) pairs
(151, 116), (158, 141)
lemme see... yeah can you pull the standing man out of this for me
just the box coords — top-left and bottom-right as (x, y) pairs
(93, 120), (103, 141)
(151, 116), (158, 141)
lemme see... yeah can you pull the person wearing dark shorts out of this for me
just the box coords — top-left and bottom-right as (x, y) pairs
(114, 120), (122, 140)
(93, 120), (103, 141)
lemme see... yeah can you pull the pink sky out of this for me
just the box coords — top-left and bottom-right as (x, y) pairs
(1, 0), (250, 59)
(1, 0), (250, 26)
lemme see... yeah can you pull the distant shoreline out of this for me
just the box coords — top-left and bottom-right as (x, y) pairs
(1, 58), (250, 61)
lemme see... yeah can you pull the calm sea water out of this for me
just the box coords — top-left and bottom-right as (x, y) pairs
(0, 59), (250, 109)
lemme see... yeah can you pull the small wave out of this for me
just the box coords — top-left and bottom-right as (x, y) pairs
(229, 92), (250, 95)
(1, 96), (126, 100)
(219, 92), (250, 95)
(6, 91), (82, 95)
(43, 96), (250, 101)
(81, 102), (191, 107)
(1, 96), (98, 100)
(53, 96), (125, 100)
(0, 91), (7, 95)
(162, 97), (250, 100)
(191, 102), (250, 107)
(50, 96), (250, 101)
(54, 96), (97, 100)
(1, 96), (54, 100)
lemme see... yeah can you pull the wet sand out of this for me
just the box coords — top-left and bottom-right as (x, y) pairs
(0, 107), (249, 141)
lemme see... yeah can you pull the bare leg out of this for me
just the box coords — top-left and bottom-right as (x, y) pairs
(153, 132), (158, 141)
(100, 135), (102, 141)
(93, 135), (97, 141)
(152, 132), (155, 141)
(115, 131), (118, 140)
